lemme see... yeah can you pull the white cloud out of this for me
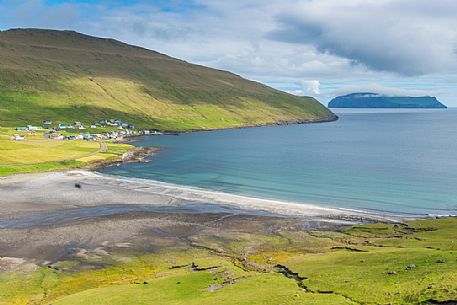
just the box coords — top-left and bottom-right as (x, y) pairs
(332, 84), (431, 97)
(303, 80), (321, 95)
(267, 0), (457, 76)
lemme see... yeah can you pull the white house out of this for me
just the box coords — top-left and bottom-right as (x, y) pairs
(27, 125), (42, 131)
(11, 134), (25, 141)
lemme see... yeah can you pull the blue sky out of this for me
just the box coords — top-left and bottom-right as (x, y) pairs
(1, 0), (457, 106)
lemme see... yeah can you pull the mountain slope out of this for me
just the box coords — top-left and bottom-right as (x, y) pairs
(328, 93), (446, 109)
(0, 28), (336, 130)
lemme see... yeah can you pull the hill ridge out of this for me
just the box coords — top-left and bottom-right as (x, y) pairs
(0, 28), (336, 130)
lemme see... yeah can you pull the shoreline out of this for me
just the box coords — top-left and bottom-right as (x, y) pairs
(93, 171), (441, 222)
(117, 114), (339, 138)
(0, 115), (338, 176)
(168, 114), (339, 133)
(1, 115), (449, 224)
(0, 169), (407, 224)
(87, 145), (159, 170)
(160, 114), (339, 134)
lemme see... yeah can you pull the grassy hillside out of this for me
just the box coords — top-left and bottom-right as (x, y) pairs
(0, 28), (336, 131)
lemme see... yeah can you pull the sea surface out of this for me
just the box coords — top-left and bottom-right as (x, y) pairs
(101, 109), (457, 217)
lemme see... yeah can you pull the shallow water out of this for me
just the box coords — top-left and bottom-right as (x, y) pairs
(101, 109), (457, 216)
(0, 204), (279, 229)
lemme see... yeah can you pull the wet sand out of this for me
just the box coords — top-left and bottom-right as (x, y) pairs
(0, 170), (403, 266)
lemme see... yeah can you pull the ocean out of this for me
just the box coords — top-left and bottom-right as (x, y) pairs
(100, 109), (457, 217)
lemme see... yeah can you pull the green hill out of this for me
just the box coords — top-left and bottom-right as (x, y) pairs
(0, 28), (336, 131)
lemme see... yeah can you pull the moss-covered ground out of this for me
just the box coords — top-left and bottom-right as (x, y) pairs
(2, 218), (457, 304)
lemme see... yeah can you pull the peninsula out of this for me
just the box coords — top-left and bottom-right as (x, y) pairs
(328, 92), (447, 108)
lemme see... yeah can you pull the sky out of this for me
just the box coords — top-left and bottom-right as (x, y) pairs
(1, 0), (457, 106)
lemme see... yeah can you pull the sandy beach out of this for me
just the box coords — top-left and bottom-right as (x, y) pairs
(0, 170), (402, 222)
(0, 170), (402, 267)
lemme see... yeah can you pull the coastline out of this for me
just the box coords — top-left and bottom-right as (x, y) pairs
(1, 113), (447, 223)
(87, 145), (159, 170)
(159, 114), (339, 134)
(95, 171), (406, 222)
(0, 169), (404, 224)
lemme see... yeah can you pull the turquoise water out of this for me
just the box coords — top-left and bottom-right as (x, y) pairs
(101, 109), (457, 216)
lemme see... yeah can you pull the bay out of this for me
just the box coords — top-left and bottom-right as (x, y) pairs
(101, 109), (457, 217)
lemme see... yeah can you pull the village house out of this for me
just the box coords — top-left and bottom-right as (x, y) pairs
(74, 122), (86, 130)
(10, 134), (25, 141)
(139, 129), (162, 135)
(48, 133), (64, 140)
(42, 120), (53, 128)
(27, 125), (43, 131)
(17, 117), (133, 142)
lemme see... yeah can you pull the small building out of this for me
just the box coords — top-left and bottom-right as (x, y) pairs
(48, 133), (64, 140)
(90, 124), (97, 129)
(107, 120), (118, 126)
(10, 134), (25, 141)
(27, 125), (40, 131)
(58, 124), (67, 129)
(16, 127), (28, 131)
(42, 120), (53, 128)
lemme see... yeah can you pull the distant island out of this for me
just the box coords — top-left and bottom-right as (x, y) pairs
(328, 92), (447, 109)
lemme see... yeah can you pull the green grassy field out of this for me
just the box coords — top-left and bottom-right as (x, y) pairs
(2, 218), (457, 305)
(0, 128), (132, 176)
(0, 29), (336, 131)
